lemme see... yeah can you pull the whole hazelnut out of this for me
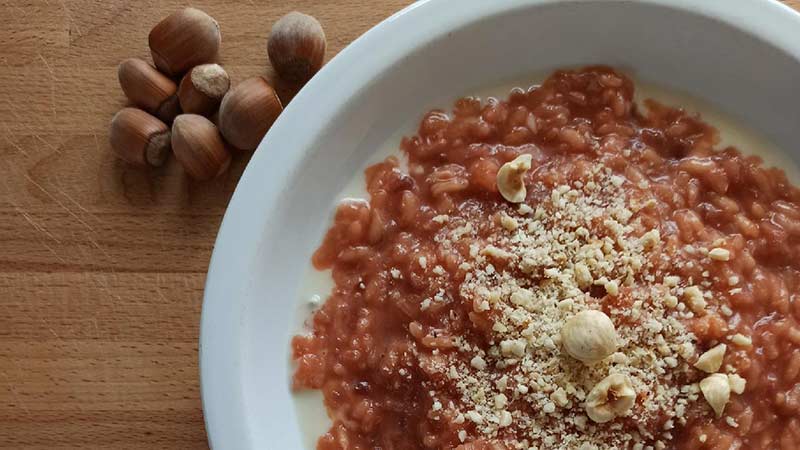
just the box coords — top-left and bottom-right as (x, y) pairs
(178, 64), (230, 116)
(561, 309), (618, 364)
(267, 11), (326, 83)
(109, 108), (171, 167)
(118, 58), (180, 123)
(218, 77), (283, 151)
(149, 8), (221, 77)
(171, 114), (231, 180)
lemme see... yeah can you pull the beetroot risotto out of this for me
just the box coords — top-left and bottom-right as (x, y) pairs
(291, 67), (800, 449)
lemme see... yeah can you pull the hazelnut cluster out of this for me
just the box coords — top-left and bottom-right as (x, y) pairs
(110, 8), (326, 180)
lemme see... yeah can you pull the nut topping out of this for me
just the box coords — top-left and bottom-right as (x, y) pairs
(561, 310), (619, 364)
(497, 154), (533, 203)
(585, 373), (636, 423)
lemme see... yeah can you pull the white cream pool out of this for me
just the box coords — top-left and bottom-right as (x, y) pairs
(290, 75), (800, 449)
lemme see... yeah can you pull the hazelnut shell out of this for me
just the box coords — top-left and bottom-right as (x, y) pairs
(171, 114), (231, 180)
(149, 8), (221, 77)
(267, 11), (326, 83)
(109, 108), (171, 167)
(117, 58), (180, 123)
(178, 64), (230, 116)
(218, 77), (283, 151)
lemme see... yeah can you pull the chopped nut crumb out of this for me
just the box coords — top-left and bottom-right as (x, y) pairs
(694, 344), (726, 373)
(585, 373), (636, 423)
(728, 373), (746, 394)
(497, 154), (533, 203)
(500, 214), (518, 231)
(700, 373), (730, 417)
(640, 229), (661, 249)
(683, 286), (707, 313)
(518, 204), (533, 215)
(730, 334), (752, 347)
(708, 248), (731, 261)
(470, 355), (487, 371)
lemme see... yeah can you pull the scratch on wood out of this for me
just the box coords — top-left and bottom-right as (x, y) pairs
(9, 162), (128, 274)
(56, 185), (91, 215)
(37, 53), (58, 120)
(14, 210), (68, 264)
(91, 317), (100, 339)
(2, 132), (29, 158)
(2, 99), (27, 125)
(90, 270), (124, 304)
(33, 134), (64, 155)
(58, 0), (83, 38)
(14, 207), (63, 245)
(21, 170), (95, 233)
(5, 163), (69, 263)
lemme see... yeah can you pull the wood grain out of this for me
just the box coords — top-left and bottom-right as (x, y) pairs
(0, 1), (409, 448)
(0, 1), (797, 448)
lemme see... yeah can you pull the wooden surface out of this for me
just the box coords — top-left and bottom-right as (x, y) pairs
(0, 0), (798, 448)
(0, 1), (409, 448)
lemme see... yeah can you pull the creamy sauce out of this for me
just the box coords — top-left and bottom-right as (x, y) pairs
(290, 75), (799, 449)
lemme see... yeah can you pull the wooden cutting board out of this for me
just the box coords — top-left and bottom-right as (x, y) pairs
(0, 1), (797, 448)
(0, 1), (409, 448)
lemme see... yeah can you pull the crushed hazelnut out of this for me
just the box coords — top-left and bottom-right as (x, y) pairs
(551, 387), (569, 407)
(683, 286), (707, 313)
(708, 248), (730, 261)
(694, 344), (726, 373)
(699, 373), (730, 417)
(727, 373), (746, 395)
(500, 213), (519, 231)
(730, 334), (752, 347)
(585, 373), (636, 423)
(471, 355), (487, 371)
(428, 165), (701, 448)
(497, 154), (533, 203)
(604, 279), (619, 296)
(499, 410), (513, 427)
(640, 229), (661, 249)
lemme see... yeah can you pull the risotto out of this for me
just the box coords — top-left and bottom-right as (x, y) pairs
(291, 67), (800, 449)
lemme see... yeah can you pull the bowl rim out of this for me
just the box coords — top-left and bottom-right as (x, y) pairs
(199, 0), (800, 448)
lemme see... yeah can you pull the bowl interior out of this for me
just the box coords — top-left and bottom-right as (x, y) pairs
(200, 1), (800, 448)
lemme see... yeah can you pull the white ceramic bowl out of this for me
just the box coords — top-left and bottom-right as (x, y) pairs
(200, 1), (800, 448)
